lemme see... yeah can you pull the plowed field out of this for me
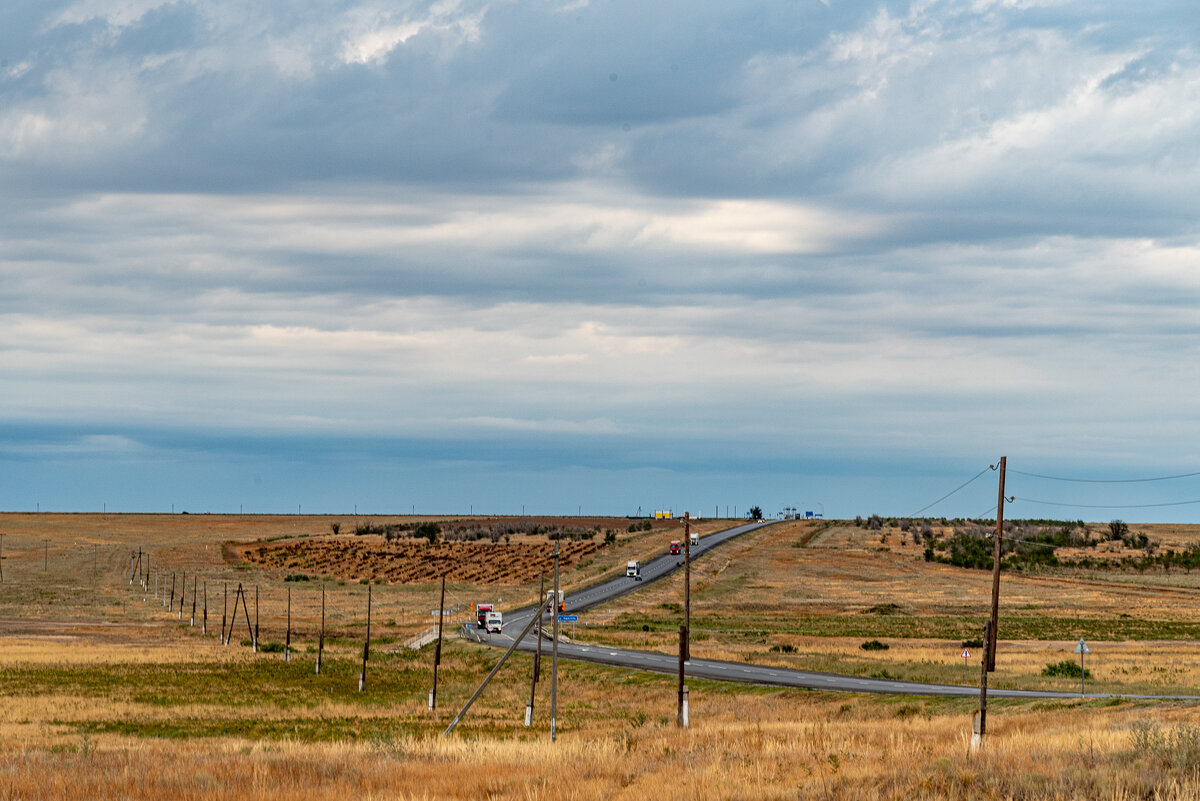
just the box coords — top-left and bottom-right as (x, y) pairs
(240, 536), (602, 584)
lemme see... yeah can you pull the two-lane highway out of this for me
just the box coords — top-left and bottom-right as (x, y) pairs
(474, 519), (1199, 701)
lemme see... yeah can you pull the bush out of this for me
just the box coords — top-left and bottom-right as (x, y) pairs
(414, 521), (440, 544)
(860, 640), (889, 651)
(770, 644), (797, 653)
(283, 573), (310, 582)
(258, 641), (286, 653)
(1042, 659), (1090, 679)
(330, 522), (341, 535)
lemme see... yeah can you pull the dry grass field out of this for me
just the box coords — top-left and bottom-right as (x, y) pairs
(4, 513), (1200, 799)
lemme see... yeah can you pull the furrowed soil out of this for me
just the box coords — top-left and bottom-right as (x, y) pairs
(4, 513), (1200, 799)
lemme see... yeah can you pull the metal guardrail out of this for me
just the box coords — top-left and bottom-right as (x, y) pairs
(402, 625), (440, 650)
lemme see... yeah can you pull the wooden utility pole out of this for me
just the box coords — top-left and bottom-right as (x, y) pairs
(359, 584), (372, 691)
(316, 585), (325, 674)
(551, 541), (560, 742)
(254, 585), (259, 652)
(202, 582), (207, 635)
(988, 457), (1006, 671)
(974, 620), (992, 751)
(677, 624), (688, 727)
(526, 570), (544, 726)
(221, 583), (228, 645)
(169, 572), (175, 612)
(236, 584), (254, 649)
(284, 587), (291, 662)
(190, 576), (197, 626)
(432, 574), (446, 714)
(683, 512), (691, 662)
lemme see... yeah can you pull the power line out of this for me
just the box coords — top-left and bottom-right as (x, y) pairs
(908, 465), (995, 517)
(1009, 469), (1200, 484)
(1013, 496), (1200, 510)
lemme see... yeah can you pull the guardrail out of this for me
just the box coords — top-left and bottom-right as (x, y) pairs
(402, 625), (440, 650)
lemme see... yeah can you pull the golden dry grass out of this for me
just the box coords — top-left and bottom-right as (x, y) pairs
(6, 514), (1200, 798)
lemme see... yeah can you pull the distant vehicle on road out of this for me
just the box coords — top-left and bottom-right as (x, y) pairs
(626, 560), (642, 580)
(689, 532), (699, 547)
(544, 589), (565, 614)
(669, 541), (681, 555)
(485, 611), (503, 633)
(476, 603), (494, 629)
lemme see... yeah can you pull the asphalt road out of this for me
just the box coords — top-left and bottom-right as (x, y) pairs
(474, 519), (1196, 700)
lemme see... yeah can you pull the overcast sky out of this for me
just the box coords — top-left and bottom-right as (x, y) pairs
(3, 0), (1200, 520)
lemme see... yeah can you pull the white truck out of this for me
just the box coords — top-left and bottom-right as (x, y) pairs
(689, 532), (699, 547)
(626, 560), (642, 580)
(485, 610), (503, 633)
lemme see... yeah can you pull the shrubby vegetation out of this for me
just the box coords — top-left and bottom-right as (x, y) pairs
(347, 518), (613, 546)
(876, 516), (1191, 573)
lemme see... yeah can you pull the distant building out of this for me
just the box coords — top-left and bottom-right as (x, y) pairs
(654, 510), (673, 519)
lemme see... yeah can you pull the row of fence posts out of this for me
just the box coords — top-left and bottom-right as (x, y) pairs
(129, 550), (381, 689)
(125, 544), (573, 737)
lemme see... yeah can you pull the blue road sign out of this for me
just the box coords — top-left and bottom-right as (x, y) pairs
(558, 615), (578, 622)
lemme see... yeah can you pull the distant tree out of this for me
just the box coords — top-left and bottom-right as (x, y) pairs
(749, 506), (763, 520)
(330, 522), (340, 535)
(1109, 519), (1129, 541)
(415, 521), (440, 545)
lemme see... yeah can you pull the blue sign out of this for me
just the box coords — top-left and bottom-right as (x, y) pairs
(558, 615), (578, 622)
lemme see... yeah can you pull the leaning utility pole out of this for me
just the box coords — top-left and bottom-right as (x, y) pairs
(988, 457), (1006, 671)
(443, 592), (552, 737)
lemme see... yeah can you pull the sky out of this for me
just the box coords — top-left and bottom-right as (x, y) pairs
(3, 0), (1200, 521)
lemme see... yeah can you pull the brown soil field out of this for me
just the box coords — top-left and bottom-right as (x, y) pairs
(240, 536), (605, 584)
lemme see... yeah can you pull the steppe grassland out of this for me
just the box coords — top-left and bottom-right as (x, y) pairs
(4, 514), (1200, 798)
(583, 519), (1200, 693)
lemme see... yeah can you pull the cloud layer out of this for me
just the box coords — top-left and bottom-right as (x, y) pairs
(4, 0), (1200, 518)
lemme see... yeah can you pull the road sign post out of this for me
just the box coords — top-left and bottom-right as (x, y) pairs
(1074, 637), (1090, 695)
(962, 648), (971, 684)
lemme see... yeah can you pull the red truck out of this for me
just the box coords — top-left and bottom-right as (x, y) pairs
(669, 540), (681, 555)
(476, 603), (494, 629)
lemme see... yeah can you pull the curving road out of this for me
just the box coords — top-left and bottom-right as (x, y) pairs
(474, 520), (1196, 700)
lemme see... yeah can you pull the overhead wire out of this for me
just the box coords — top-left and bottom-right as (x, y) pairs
(1009, 468), (1200, 484)
(907, 465), (995, 517)
(1012, 496), (1200, 510)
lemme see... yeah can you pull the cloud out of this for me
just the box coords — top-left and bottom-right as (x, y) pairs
(4, 0), (1200, 516)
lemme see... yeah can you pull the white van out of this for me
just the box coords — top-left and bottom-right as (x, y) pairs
(626, 560), (642, 580)
(485, 610), (503, 633)
(689, 532), (699, 547)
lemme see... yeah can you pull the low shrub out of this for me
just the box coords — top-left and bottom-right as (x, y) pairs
(860, 640), (890, 651)
(1042, 659), (1090, 679)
